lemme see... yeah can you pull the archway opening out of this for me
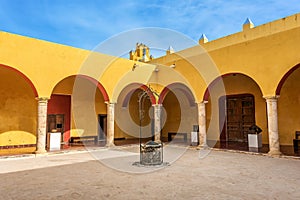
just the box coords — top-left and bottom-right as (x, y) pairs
(204, 73), (268, 152)
(115, 83), (155, 145)
(159, 83), (197, 144)
(0, 65), (38, 155)
(276, 64), (300, 155)
(49, 75), (108, 148)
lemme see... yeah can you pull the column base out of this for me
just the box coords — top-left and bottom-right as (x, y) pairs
(35, 149), (47, 154)
(154, 139), (161, 143)
(268, 149), (282, 156)
(105, 143), (115, 148)
(196, 144), (209, 150)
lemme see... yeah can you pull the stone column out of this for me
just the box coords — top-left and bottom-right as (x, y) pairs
(265, 96), (281, 155)
(106, 102), (115, 147)
(35, 97), (49, 154)
(153, 104), (162, 142)
(197, 101), (208, 149)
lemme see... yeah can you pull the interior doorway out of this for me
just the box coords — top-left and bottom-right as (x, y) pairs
(98, 114), (107, 142)
(220, 94), (255, 142)
(47, 114), (64, 133)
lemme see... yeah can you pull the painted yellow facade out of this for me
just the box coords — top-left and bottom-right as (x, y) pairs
(0, 13), (300, 155)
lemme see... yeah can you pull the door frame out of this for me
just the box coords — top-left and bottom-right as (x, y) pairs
(98, 114), (107, 142)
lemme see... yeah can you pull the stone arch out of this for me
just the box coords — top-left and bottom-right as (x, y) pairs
(0, 64), (38, 97)
(158, 82), (196, 105)
(121, 83), (156, 107)
(51, 74), (109, 102)
(203, 73), (264, 101)
(276, 64), (300, 96)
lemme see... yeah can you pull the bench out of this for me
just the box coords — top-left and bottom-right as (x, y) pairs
(168, 132), (187, 142)
(69, 136), (98, 145)
(293, 131), (300, 152)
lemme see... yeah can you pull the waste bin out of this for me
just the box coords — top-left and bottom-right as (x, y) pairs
(248, 125), (262, 148)
(47, 132), (61, 151)
(191, 131), (199, 146)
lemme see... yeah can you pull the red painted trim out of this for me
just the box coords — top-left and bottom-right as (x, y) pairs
(276, 64), (300, 95)
(121, 83), (156, 107)
(158, 87), (170, 104)
(0, 64), (38, 97)
(140, 85), (156, 105)
(203, 76), (224, 101)
(158, 83), (196, 105)
(76, 75), (109, 102)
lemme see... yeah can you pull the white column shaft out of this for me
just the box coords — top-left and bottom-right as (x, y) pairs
(153, 104), (162, 142)
(265, 96), (281, 155)
(198, 101), (208, 148)
(106, 102), (115, 147)
(36, 98), (48, 153)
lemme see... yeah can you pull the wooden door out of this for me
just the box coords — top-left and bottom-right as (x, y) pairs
(221, 94), (255, 142)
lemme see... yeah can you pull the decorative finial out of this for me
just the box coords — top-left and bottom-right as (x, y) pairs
(243, 18), (254, 30)
(199, 34), (208, 44)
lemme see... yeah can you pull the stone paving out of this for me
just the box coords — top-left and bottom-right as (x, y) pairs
(0, 146), (300, 199)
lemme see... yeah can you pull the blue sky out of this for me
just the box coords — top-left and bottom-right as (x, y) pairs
(0, 0), (300, 55)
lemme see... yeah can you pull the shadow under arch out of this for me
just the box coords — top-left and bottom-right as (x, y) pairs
(0, 64), (38, 97)
(275, 63), (300, 147)
(121, 83), (156, 107)
(51, 74), (109, 102)
(276, 63), (300, 95)
(158, 82), (196, 106)
(203, 73), (264, 101)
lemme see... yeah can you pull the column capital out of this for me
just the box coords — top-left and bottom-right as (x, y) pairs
(35, 97), (50, 102)
(105, 101), (116, 105)
(263, 95), (280, 100)
(152, 103), (163, 107)
(196, 100), (208, 104)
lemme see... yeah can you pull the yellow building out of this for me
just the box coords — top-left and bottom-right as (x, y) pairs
(0, 13), (300, 156)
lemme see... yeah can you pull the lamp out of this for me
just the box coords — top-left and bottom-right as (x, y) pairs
(132, 63), (138, 71)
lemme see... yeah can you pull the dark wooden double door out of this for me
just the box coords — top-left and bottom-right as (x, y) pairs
(220, 94), (255, 142)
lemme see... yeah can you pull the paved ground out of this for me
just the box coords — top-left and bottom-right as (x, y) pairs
(0, 146), (300, 200)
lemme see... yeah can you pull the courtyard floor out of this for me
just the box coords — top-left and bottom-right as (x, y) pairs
(0, 145), (300, 200)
